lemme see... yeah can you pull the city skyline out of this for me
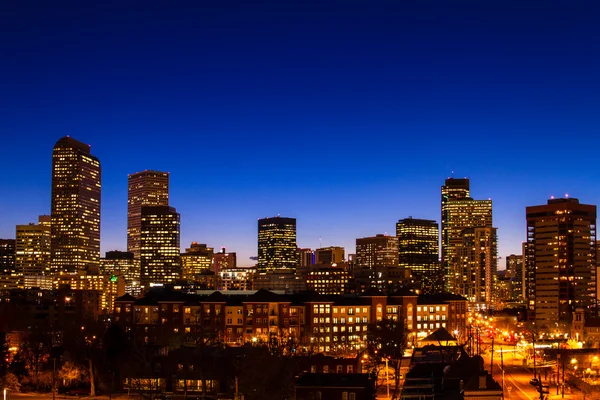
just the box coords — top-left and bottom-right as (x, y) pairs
(3, 2), (600, 266)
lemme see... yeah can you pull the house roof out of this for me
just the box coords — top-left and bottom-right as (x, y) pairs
(116, 294), (136, 302)
(422, 327), (456, 343)
(295, 373), (374, 388)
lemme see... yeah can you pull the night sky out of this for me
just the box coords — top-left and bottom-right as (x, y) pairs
(2, 1), (600, 267)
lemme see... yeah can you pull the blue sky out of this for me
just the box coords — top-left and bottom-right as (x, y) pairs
(1, 1), (600, 267)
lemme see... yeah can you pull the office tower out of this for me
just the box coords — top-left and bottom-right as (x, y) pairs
(127, 170), (169, 259)
(180, 243), (214, 279)
(100, 250), (140, 296)
(51, 136), (101, 274)
(0, 239), (16, 276)
(16, 215), (51, 285)
(355, 234), (399, 270)
(298, 248), (314, 268)
(306, 263), (350, 295)
(526, 198), (597, 329)
(453, 227), (497, 309)
(396, 218), (439, 280)
(213, 247), (236, 275)
(257, 216), (297, 271)
(440, 178), (493, 293)
(140, 206), (180, 288)
(506, 254), (525, 304)
(315, 246), (345, 265)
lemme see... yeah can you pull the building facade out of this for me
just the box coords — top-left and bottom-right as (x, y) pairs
(355, 234), (398, 270)
(396, 218), (439, 288)
(16, 215), (51, 286)
(213, 247), (236, 275)
(526, 198), (597, 330)
(127, 170), (169, 259)
(180, 243), (214, 279)
(0, 239), (17, 289)
(140, 206), (181, 288)
(257, 216), (297, 270)
(506, 254), (525, 304)
(51, 136), (101, 274)
(101, 250), (141, 296)
(315, 247), (345, 265)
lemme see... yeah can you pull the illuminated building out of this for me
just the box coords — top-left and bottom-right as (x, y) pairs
(218, 267), (255, 290)
(453, 227), (497, 310)
(304, 263), (350, 295)
(506, 254), (525, 304)
(315, 247), (345, 265)
(16, 215), (51, 287)
(355, 234), (398, 270)
(140, 206), (181, 288)
(100, 250), (141, 296)
(55, 272), (125, 314)
(352, 266), (414, 294)
(127, 170), (169, 259)
(441, 178), (493, 293)
(180, 242), (214, 279)
(396, 217), (439, 290)
(213, 247), (236, 275)
(526, 198), (596, 329)
(298, 248), (314, 268)
(253, 268), (306, 292)
(51, 137), (101, 274)
(257, 216), (297, 270)
(0, 239), (17, 289)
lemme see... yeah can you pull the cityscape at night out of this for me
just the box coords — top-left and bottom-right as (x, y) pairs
(2, 1), (600, 399)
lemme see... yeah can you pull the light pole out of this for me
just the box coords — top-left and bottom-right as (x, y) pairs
(385, 357), (390, 399)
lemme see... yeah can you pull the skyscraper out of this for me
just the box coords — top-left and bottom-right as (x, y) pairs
(127, 170), (169, 259)
(140, 206), (181, 288)
(51, 137), (101, 274)
(101, 250), (140, 296)
(16, 215), (51, 282)
(297, 248), (314, 268)
(0, 239), (16, 277)
(257, 216), (297, 271)
(441, 178), (493, 293)
(526, 198), (596, 329)
(453, 227), (497, 309)
(213, 247), (236, 275)
(396, 218), (439, 281)
(506, 254), (525, 304)
(355, 234), (399, 270)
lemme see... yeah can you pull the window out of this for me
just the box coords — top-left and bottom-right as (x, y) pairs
(323, 365), (329, 373)
(347, 365), (353, 373)
(337, 365), (343, 373)
(342, 392), (348, 400)
(349, 393), (356, 400)
(310, 365), (316, 373)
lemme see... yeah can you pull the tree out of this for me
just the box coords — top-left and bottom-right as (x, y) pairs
(58, 360), (85, 387)
(367, 318), (408, 400)
(19, 331), (51, 392)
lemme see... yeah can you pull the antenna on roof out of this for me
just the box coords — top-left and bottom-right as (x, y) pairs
(319, 236), (322, 248)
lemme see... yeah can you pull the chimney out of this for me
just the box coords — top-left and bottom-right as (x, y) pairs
(478, 374), (487, 389)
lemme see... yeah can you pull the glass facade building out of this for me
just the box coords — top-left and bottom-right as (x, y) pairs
(257, 216), (297, 271)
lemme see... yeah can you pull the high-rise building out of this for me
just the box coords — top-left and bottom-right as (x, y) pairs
(16, 215), (51, 284)
(355, 234), (399, 270)
(127, 170), (169, 259)
(51, 137), (101, 274)
(440, 178), (493, 293)
(213, 247), (236, 275)
(453, 227), (497, 309)
(100, 250), (140, 296)
(297, 248), (314, 268)
(140, 206), (181, 288)
(506, 254), (525, 304)
(396, 218), (439, 281)
(257, 216), (297, 271)
(180, 243), (214, 279)
(526, 198), (597, 329)
(0, 239), (16, 289)
(315, 246), (345, 265)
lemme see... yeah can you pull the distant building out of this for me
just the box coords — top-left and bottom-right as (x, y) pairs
(452, 227), (497, 310)
(127, 170), (169, 259)
(526, 198), (596, 329)
(506, 254), (524, 304)
(213, 247), (236, 275)
(140, 206), (181, 288)
(218, 267), (255, 291)
(253, 268), (306, 292)
(295, 373), (375, 400)
(180, 243), (214, 279)
(396, 217), (439, 289)
(257, 216), (297, 270)
(0, 239), (16, 289)
(298, 248), (314, 268)
(51, 137), (101, 274)
(55, 272), (125, 314)
(16, 215), (51, 286)
(355, 234), (398, 270)
(315, 246), (345, 265)
(101, 250), (140, 296)
(303, 263), (350, 295)
(441, 178), (494, 293)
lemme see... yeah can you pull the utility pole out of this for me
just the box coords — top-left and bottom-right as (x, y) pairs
(491, 337), (494, 376)
(556, 351), (560, 396)
(501, 350), (505, 400)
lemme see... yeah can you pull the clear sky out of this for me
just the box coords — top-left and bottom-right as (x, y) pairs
(1, 1), (600, 267)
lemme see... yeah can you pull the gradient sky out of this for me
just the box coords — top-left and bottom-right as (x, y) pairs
(2, 1), (600, 267)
